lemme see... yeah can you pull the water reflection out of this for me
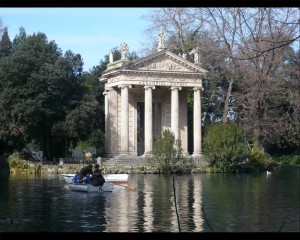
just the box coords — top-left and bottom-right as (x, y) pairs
(0, 166), (299, 232)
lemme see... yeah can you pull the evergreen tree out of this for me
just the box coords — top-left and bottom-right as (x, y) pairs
(12, 27), (27, 48)
(0, 27), (12, 58)
(0, 30), (85, 159)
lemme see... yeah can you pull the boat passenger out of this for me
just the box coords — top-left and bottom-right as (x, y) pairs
(83, 174), (92, 184)
(79, 164), (93, 180)
(72, 172), (80, 183)
(93, 164), (101, 174)
(91, 167), (105, 186)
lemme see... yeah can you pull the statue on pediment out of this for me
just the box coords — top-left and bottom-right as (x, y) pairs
(120, 42), (128, 60)
(190, 47), (201, 65)
(158, 27), (164, 47)
(109, 50), (114, 63)
(157, 27), (166, 51)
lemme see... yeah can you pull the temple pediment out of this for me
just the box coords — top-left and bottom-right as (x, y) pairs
(125, 50), (207, 74)
(100, 50), (208, 90)
(101, 50), (208, 82)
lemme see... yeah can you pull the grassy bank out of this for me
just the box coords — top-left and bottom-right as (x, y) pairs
(5, 153), (210, 175)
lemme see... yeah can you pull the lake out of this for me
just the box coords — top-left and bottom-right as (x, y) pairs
(0, 165), (299, 232)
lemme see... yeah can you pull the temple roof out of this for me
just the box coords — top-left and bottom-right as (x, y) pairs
(100, 49), (208, 82)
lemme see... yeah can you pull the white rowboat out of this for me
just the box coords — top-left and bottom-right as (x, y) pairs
(62, 173), (128, 184)
(68, 182), (114, 192)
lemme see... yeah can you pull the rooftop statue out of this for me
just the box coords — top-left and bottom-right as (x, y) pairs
(157, 27), (166, 51)
(158, 27), (164, 47)
(109, 50), (114, 63)
(120, 42), (128, 60)
(194, 52), (199, 64)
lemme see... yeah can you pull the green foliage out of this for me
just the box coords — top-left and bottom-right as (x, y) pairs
(12, 27), (27, 48)
(150, 129), (183, 173)
(0, 34), (139, 160)
(276, 155), (300, 165)
(209, 164), (219, 173)
(249, 142), (269, 167)
(86, 129), (105, 157)
(0, 30), (86, 158)
(76, 141), (92, 151)
(203, 123), (249, 172)
(64, 95), (101, 140)
(0, 27), (12, 58)
(7, 153), (41, 173)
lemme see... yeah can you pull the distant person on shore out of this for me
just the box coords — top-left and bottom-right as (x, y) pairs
(79, 164), (93, 180)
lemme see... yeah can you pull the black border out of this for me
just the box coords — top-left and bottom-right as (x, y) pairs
(0, 232), (299, 240)
(0, 0), (299, 237)
(0, 0), (299, 7)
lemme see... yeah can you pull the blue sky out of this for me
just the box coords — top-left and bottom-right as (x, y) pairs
(0, 8), (155, 72)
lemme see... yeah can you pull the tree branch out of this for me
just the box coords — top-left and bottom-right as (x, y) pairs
(231, 35), (300, 60)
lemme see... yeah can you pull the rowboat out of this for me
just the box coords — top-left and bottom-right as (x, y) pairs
(62, 173), (129, 184)
(68, 182), (114, 192)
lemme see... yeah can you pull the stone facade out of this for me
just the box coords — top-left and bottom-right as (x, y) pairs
(100, 40), (208, 161)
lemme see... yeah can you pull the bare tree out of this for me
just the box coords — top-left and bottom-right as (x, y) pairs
(141, 8), (205, 55)
(233, 8), (299, 61)
(141, 8), (299, 151)
(201, 8), (244, 123)
(234, 8), (300, 150)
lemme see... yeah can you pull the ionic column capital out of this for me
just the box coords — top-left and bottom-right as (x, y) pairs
(193, 86), (204, 91)
(118, 84), (132, 89)
(170, 86), (182, 91)
(144, 85), (155, 90)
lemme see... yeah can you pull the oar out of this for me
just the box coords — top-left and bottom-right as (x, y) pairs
(103, 175), (136, 191)
(113, 183), (137, 191)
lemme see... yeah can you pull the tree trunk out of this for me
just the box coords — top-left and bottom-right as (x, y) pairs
(222, 78), (234, 123)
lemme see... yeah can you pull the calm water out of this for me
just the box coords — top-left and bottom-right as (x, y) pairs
(0, 165), (299, 232)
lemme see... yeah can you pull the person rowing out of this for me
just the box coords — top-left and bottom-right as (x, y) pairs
(90, 164), (105, 186)
(79, 164), (93, 181)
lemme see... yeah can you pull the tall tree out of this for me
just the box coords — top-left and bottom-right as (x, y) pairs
(202, 8), (244, 123)
(0, 31), (85, 159)
(12, 27), (27, 48)
(0, 27), (12, 58)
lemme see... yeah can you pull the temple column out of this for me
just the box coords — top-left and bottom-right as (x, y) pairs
(119, 84), (131, 154)
(103, 88), (112, 154)
(144, 85), (155, 155)
(192, 87), (203, 157)
(171, 86), (182, 141)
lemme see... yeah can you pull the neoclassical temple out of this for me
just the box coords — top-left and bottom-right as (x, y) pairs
(100, 30), (208, 160)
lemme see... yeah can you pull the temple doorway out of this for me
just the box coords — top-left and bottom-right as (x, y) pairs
(137, 102), (144, 156)
(152, 102), (162, 143)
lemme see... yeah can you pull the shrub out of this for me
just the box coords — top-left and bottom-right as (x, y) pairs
(203, 123), (250, 172)
(276, 155), (300, 165)
(249, 141), (269, 167)
(150, 129), (183, 173)
(7, 153), (40, 173)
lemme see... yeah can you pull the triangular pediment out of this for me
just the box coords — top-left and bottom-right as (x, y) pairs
(124, 50), (208, 74)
